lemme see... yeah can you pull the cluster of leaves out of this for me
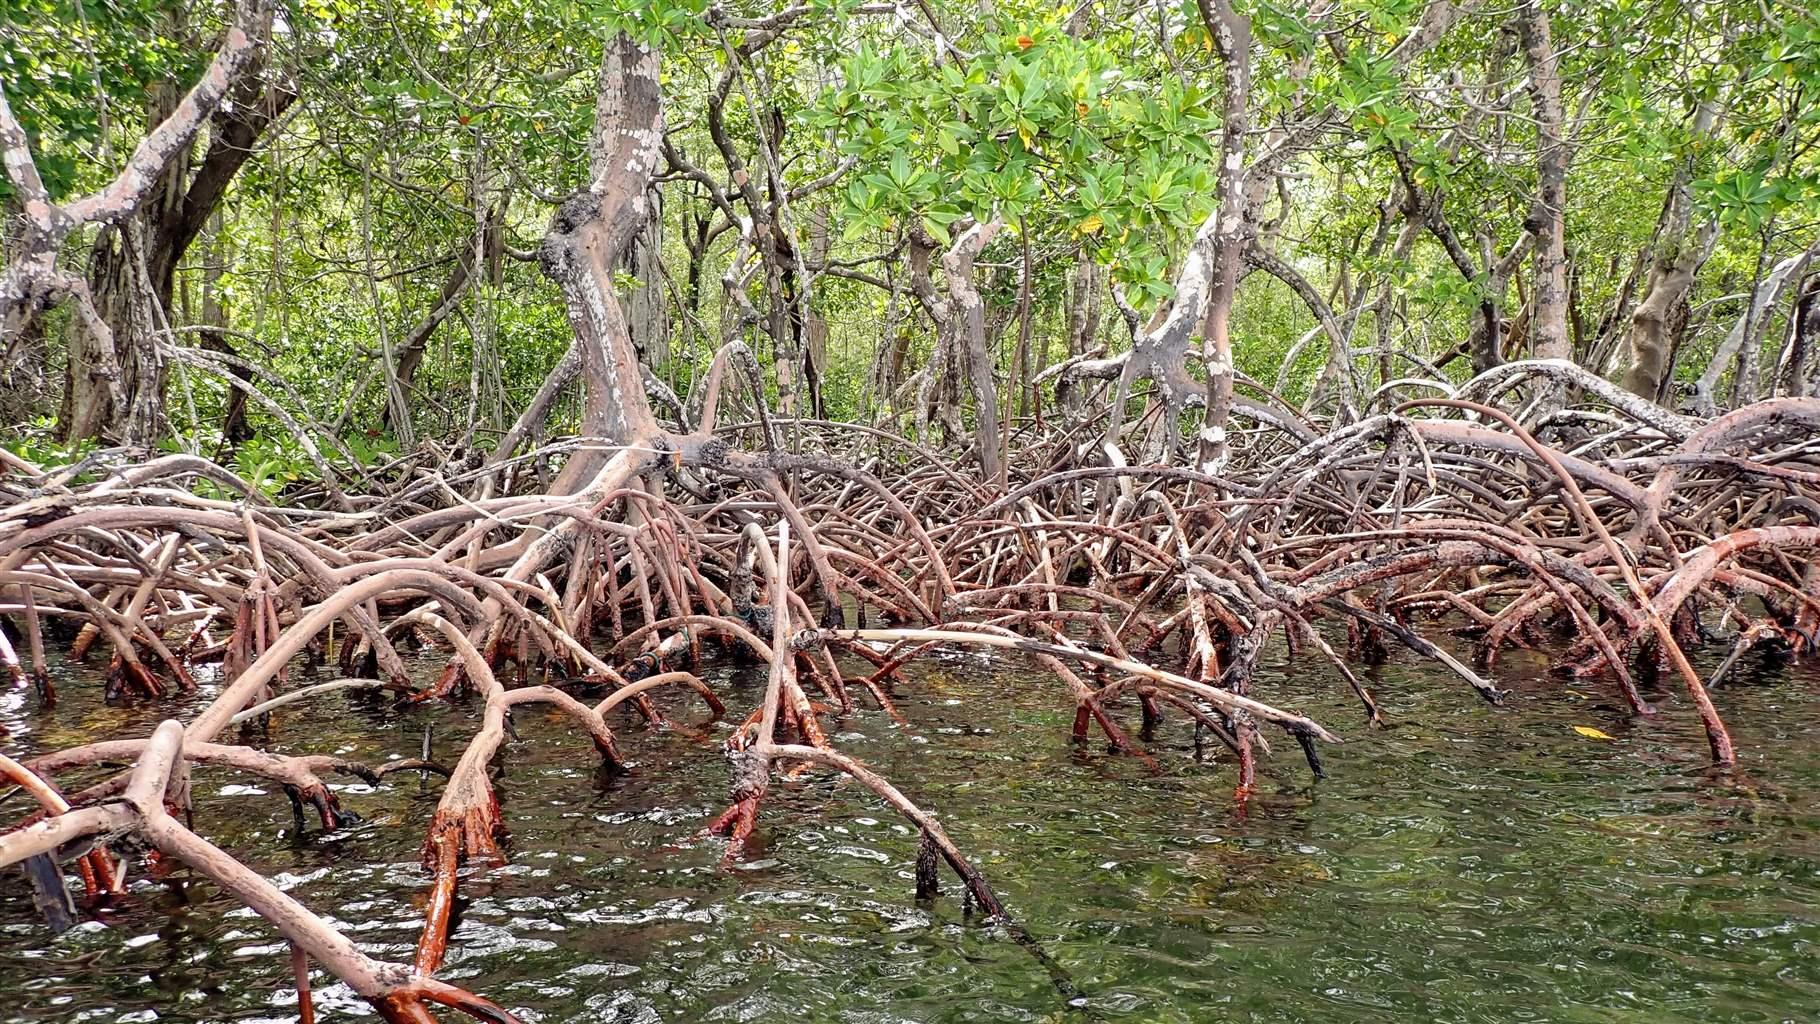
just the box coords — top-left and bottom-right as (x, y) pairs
(1, 415), (101, 472)
(1594, 4), (1820, 233)
(813, 21), (1220, 304)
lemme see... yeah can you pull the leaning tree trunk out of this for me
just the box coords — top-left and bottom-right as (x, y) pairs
(1, 0), (273, 449)
(1622, 100), (1723, 403)
(702, 24), (817, 418)
(65, 47), (293, 446)
(1691, 237), (1820, 416)
(1622, 218), (1717, 404)
(1391, 22), (1512, 376)
(537, 30), (665, 497)
(67, 77), (190, 444)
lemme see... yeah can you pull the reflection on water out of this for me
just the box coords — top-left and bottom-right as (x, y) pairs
(3, 644), (1819, 1022)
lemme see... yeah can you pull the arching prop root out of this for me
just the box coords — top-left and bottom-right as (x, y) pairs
(8, 366), (1820, 1023)
(410, 616), (625, 975)
(705, 525), (1006, 915)
(0, 722), (521, 1023)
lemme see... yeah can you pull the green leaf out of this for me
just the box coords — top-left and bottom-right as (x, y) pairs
(1081, 172), (1103, 206)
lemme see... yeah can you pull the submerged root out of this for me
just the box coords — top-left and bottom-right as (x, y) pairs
(7, 371), (1820, 1014)
(0, 721), (518, 1022)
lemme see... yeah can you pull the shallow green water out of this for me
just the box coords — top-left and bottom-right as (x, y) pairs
(3, 641), (1819, 1023)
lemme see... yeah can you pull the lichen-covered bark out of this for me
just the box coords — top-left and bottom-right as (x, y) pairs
(1193, 0), (1252, 475)
(537, 32), (665, 493)
(1516, 0), (1570, 364)
(940, 220), (1005, 483)
(1619, 94), (1724, 403)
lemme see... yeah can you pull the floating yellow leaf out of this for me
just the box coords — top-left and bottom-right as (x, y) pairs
(1572, 725), (1616, 741)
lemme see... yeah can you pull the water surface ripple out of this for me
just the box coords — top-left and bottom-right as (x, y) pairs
(3, 648), (1817, 1022)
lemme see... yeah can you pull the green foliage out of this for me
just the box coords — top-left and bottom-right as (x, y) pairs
(0, 0), (206, 199)
(226, 434), (311, 497)
(1, 415), (100, 472)
(7, 0), (1820, 454)
(815, 21), (1219, 304)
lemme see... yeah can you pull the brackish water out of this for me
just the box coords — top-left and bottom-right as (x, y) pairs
(3, 642), (1819, 1023)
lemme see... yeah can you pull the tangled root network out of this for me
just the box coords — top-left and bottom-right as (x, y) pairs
(6, 358), (1820, 1019)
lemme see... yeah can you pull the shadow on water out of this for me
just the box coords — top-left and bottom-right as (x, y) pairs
(4, 643), (1820, 1023)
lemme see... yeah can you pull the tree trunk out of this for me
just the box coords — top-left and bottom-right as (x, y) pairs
(906, 223), (1004, 480)
(2, 0), (275, 456)
(71, 78), (189, 445)
(58, 273), (126, 442)
(62, 53), (293, 446)
(1393, 158), (1506, 376)
(1244, 242), (1350, 415)
(1621, 221), (1716, 403)
(389, 209), (503, 428)
(1056, 250), (1102, 412)
(682, 201), (712, 315)
(1066, 249), (1102, 360)
(1195, 0), (1253, 474)
(806, 204), (832, 416)
(943, 221), (1005, 484)
(1012, 220), (1033, 419)
(1621, 101), (1723, 402)
(1691, 236), (1820, 416)
(1780, 273), (1820, 397)
(623, 191), (669, 369)
(1516, 0), (1570, 363)
(0, 196), (48, 424)
(537, 30), (665, 496)
(197, 221), (253, 447)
